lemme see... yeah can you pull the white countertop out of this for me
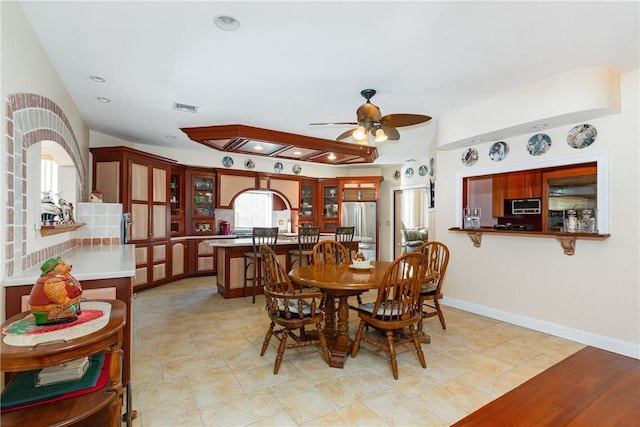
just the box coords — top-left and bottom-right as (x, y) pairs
(3, 245), (136, 286)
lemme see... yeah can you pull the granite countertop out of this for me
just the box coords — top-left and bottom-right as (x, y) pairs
(3, 244), (136, 286)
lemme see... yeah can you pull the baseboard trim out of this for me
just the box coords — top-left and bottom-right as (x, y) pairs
(442, 297), (640, 359)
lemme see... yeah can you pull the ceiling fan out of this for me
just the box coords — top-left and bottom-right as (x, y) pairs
(310, 89), (432, 143)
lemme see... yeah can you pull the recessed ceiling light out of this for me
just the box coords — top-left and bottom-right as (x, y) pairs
(293, 150), (302, 156)
(214, 15), (240, 31)
(533, 123), (547, 129)
(89, 75), (105, 83)
(327, 153), (336, 160)
(97, 97), (111, 103)
(172, 102), (198, 113)
(254, 144), (264, 151)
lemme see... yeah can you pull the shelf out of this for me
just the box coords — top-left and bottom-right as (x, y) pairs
(449, 227), (610, 256)
(40, 223), (85, 236)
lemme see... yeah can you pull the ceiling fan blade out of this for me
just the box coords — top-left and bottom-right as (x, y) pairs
(336, 128), (357, 140)
(380, 114), (432, 128)
(309, 121), (358, 126)
(382, 126), (400, 140)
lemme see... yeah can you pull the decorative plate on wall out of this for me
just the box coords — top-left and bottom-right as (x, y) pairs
(244, 159), (255, 170)
(273, 162), (284, 173)
(418, 165), (428, 176)
(393, 170), (401, 181)
(527, 133), (551, 156)
(405, 167), (414, 179)
(222, 156), (234, 168)
(461, 148), (479, 166)
(567, 124), (597, 149)
(488, 141), (509, 162)
(292, 164), (302, 175)
(429, 158), (435, 176)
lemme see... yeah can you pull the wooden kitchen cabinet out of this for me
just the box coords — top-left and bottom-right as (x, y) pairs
(170, 166), (185, 236)
(299, 179), (317, 224)
(186, 168), (216, 235)
(170, 240), (188, 279)
(492, 170), (542, 217)
(191, 238), (216, 275)
(340, 176), (382, 201)
(91, 146), (174, 291)
(318, 179), (339, 232)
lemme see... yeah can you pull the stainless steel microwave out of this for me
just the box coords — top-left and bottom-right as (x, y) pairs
(511, 199), (541, 214)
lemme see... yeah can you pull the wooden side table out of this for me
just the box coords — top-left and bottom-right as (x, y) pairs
(1, 300), (127, 427)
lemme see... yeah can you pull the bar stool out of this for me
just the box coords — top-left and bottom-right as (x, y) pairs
(335, 226), (355, 260)
(288, 226), (321, 270)
(243, 227), (278, 303)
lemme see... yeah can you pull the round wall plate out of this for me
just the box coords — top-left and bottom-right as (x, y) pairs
(292, 164), (302, 175)
(405, 167), (414, 179)
(527, 133), (551, 156)
(244, 159), (255, 170)
(222, 156), (234, 168)
(274, 162), (284, 173)
(489, 141), (509, 162)
(567, 124), (597, 149)
(461, 148), (479, 166)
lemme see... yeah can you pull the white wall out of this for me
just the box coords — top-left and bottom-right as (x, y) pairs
(1, 3), (91, 316)
(435, 70), (640, 358)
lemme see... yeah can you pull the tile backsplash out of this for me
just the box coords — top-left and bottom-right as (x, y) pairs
(75, 202), (122, 245)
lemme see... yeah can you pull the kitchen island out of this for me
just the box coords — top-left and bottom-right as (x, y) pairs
(3, 244), (136, 384)
(209, 234), (359, 298)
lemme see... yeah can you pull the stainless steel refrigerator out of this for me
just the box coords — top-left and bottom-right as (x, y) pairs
(341, 201), (377, 261)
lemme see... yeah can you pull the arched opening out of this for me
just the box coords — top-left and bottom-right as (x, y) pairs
(4, 93), (86, 277)
(232, 190), (291, 235)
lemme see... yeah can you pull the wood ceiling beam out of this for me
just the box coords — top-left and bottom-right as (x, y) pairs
(180, 124), (378, 164)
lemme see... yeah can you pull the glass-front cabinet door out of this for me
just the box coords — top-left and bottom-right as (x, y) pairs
(300, 180), (315, 219)
(318, 179), (339, 232)
(187, 168), (215, 235)
(170, 167), (184, 236)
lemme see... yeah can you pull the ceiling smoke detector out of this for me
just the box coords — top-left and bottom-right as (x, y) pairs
(214, 15), (240, 31)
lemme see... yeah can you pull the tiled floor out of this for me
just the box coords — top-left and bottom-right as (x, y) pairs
(130, 277), (584, 427)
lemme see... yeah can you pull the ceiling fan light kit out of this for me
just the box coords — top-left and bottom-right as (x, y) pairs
(353, 126), (367, 140)
(311, 88), (432, 145)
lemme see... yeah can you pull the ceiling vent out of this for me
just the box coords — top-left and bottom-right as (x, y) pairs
(172, 102), (199, 113)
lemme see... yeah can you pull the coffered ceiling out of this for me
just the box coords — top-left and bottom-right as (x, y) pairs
(15, 1), (639, 166)
(181, 124), (378, 165)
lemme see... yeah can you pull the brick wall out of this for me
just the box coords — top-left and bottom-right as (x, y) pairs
(4, 93), (87, 278)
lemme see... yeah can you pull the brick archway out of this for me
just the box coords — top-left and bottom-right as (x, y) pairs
(5, 93), (86, 277)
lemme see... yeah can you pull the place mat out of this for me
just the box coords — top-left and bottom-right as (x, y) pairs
(1, 352), (106, 411)
(2, 301), (111, 347)
(3, 310), (104, 335)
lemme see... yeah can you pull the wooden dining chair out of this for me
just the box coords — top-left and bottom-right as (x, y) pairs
(259, 245), (330, 374)
(243, 227), (278, 304)
(334, 226), (355, 260)
(351, 251), (428, 379)
(288, 226), (321, 270)
(312, 240), (350, 265)
(416, 241), (450, 330)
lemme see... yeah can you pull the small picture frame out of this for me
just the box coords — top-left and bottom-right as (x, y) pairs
(90, 191), (103, 203)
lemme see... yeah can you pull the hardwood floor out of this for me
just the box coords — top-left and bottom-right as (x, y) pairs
(453, 346), (640, 426)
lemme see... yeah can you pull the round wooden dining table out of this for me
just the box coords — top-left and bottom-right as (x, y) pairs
(289, 261), (435, 368)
